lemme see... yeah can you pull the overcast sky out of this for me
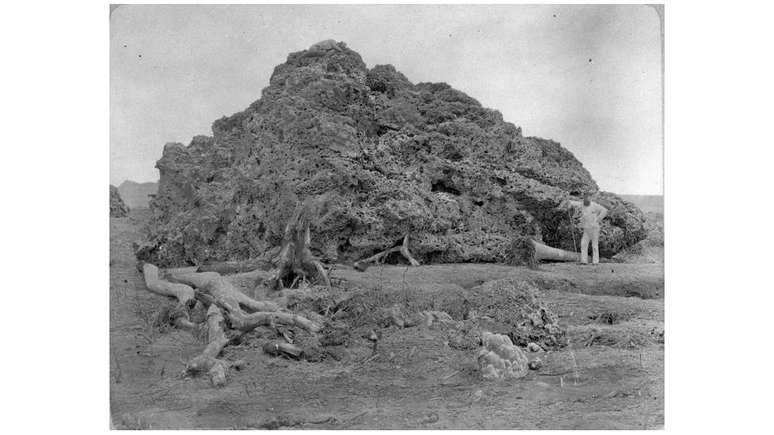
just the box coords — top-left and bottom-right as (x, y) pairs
(110, 4), (662, 195)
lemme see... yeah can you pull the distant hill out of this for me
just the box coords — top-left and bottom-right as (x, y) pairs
(118, 180), (158, 209)
(110, 185), (129, 217)
(620, 194), (663, 214)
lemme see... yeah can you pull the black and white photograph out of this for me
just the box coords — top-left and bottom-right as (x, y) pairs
(10, 1), (774, 433)
(107, 3), (665, 429)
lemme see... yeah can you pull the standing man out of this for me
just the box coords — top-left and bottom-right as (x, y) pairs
(566, 195), (608, 264)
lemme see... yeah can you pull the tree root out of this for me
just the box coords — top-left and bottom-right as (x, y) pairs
(265, 201), (331, 291)
(166, 270), (280, 313)
(139, 205), (329, 387)
(142, 264), (320, 388)
(185, 305), (242, 387)
(143, 263), (195, 306)
(353, 234), (420, 271)
(143, 263), (200, 331)
(154, 304), (199, 333)
(196, 258), (274, 275)
(193, 289), (322, 333)
(227, 306), (322, 333)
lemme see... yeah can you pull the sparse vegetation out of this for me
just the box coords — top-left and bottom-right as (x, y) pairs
(112, 208), (663, 429)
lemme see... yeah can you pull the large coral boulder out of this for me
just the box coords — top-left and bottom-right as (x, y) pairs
(110, 185), (130, 217)
(136, 40), (647, 267)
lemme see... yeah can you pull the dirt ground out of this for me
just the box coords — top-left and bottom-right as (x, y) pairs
(110, 210), (664, 429)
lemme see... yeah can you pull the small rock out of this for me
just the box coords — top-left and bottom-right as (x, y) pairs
(367, 329), (381, 342)
(527, 342), (543, 352)
(419, 412), (439, 424)
(262, 341), (302, 359)
(471, 389), (484, 403)
(262, 341), (280, 356)
(528, 358), (542, 370)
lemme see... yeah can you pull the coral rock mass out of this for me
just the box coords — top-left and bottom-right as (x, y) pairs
(136, 41), (647, 267)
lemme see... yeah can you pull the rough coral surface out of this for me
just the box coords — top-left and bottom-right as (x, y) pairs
(110, 185), (130, 217)
(613, 211), (663, 264)
(466, 278), (567, 350)
(136, 40), (647, 267)
(477, 331), (529, 380)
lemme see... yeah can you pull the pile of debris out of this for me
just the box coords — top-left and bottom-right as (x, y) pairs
(322, 275), (566, 353)
(110, 185), (130, 217)
(465, 278), (567, 349)
(136, 40), (647, 267)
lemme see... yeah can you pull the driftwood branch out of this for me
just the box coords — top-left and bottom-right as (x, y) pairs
(354, 234), (420, 271)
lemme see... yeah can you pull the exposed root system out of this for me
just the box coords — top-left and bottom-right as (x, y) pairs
(265, 201), (331, 291)
(142, 262), (320, 387)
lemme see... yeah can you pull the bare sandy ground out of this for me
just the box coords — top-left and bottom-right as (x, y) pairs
(110, 210), (663, 429)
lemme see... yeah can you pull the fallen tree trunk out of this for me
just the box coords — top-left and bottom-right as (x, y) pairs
(532, 240), (580, 262)
(506, 237), (580, 267)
